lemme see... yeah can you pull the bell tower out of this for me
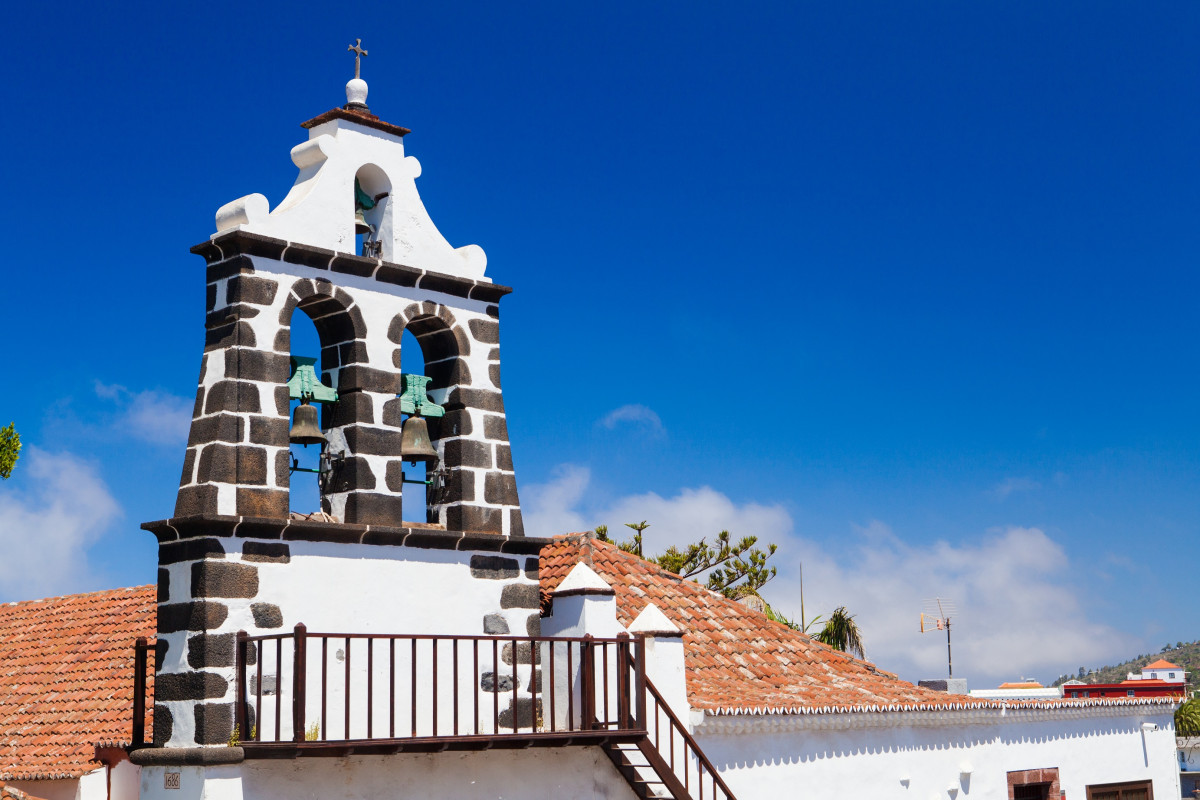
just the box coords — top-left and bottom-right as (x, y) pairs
(174, 64), (521, 535)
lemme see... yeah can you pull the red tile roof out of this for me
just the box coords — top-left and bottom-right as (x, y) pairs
(540, 535), (991, 714)
(1143, 659), (1181, 670)
(0, 780), (49, 800)
(0, 586), (156, 780)
(540, 535), (1178, 717)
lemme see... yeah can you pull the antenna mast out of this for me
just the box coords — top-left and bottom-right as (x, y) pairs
(920, 598), (957, 677)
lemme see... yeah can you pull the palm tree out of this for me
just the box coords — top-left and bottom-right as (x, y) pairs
(816, 606), (865, 659)
(1177, 697), (1200, 737)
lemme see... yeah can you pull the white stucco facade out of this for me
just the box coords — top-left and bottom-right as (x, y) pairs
(694, 705), (1180, 799)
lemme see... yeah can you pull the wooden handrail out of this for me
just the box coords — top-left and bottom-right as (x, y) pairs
(639, 662), (739, 800)
(232, 629), (648, 745)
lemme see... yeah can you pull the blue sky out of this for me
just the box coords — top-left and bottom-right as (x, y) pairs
(1, 2), (1197, 687)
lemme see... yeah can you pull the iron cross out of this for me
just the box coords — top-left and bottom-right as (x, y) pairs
(348, 39), (368, 79)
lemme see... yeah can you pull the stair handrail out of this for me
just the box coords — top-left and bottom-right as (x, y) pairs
(638, 666), (739, 800)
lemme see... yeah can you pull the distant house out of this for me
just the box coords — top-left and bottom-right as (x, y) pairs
(970, 680), (1063, 701)
(1062, 659), (1188, 700)
(0, 587), (154, 800)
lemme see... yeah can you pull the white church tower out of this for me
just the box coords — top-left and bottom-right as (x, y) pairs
(135, 48), (545, 758)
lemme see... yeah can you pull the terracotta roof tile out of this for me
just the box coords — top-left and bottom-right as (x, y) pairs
(540, 535), (1177, 717)
(0, 586), (156, 780)
(1143, 659), (1181, 670)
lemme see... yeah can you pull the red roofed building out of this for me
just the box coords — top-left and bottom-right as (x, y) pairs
(539, 534), (1181, 800)
(1062, 658), (1188, 701)
(0, 587), (155, 800)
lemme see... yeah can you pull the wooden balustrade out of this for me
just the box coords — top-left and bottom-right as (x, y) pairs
(231, 628), (647, 749)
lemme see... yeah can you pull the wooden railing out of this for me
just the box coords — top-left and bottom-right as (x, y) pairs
(639, 672), (738, 800)
(233, 626), (647, 746)
(130, 637), (156, 747)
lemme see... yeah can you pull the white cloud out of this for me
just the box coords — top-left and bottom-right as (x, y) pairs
(523, 467), (1136, 688)
(598, 404), (665, 435)
(989, 476), (1040, 499)
(93, 381), (191, 446)
(523, 466), (791, 551)
(0, 448), (122, 601)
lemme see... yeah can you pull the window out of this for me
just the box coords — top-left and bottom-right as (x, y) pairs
(1170, 672), (1176, 679)
(1086, 780), (1153, 800)
(1071, 691), (1079, 698)
(1014, 785), (1049, 800)
(1127, 690), (1135, 697)
(1083, 691), (1090, 697)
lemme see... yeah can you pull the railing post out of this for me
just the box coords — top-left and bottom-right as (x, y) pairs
(616, 632), (631, 729)
(634, 634), (647, 731)
(235, 631), (249, 742)
(131, 638), (147, 746)
(292, 623), (307, 742)
(580, 634), (596, 730)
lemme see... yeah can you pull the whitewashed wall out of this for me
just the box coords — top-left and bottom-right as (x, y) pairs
(137, 749), (637, 800)
(695, 706), (1180, 800)
(156, 539), (541, 747)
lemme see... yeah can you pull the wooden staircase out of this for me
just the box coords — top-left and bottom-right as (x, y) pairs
(600, 674), (738, 800)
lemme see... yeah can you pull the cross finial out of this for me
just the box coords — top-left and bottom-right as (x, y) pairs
(348, 38), (368, 79)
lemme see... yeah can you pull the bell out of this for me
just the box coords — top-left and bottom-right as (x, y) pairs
(354, 209), (372, 235)
(289, 401), (327, 447)
(400, 415), (438, 465)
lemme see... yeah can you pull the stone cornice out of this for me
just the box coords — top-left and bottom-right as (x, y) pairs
(128, 746), (245, 766)
(142, 514), (548, 555)
(191, 231), (512, 304)
(693, 698), (1178, 735)
(301, 107), (412, 138)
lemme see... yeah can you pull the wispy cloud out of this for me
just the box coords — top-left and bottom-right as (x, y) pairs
(0, 448), (122, 601)
(93, 381), (192, 446)
(522, 467), (1135, 687)
(989, 476), (1040, 500)
(597, 404), (665, 436)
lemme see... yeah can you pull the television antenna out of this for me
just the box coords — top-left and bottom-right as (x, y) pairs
(920, 598), (957, 677)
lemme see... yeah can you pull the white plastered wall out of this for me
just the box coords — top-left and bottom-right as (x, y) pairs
(158, 539), (540, 747)
(695, 707), (1181, 800)
(214, 118), (487, 280)
(137, 749), (638, 800)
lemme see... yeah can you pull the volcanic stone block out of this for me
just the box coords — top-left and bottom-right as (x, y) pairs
(426, 408), (472, 439)
(236, 488), (289, 518)
(158, 569), (170, 602)
(483, 613), (509, 635)
(327, 391), (374, 427)
(331, 253), (377, 278)
(443, 439), (492, 469)
(187, 633), (236, 669)
(337, 365), (400, 394)
(192, 562), (259, 599)
(470, 555), (519, 580)
(251, 602), (283, 629)
(159, 538), (225, 566)
(204, 380), (261, 414)
(343, 426), (404, 457)
(342, 492), (404, 526)
(158, 602), (229, 633)
(242, 541), (291, 564)
(332, 456), (377, 492)
(445, 504), (502, 534)
(480, 671), (514, 692)
(498, 698), (541, 730)
(468, 318), (500, 344)
(155, 671), (228, 701)
(526, 614), (541, 637)
(275, 451), (291, 486)
(196, 443), (237, 484)
(497, 444), (514, 471)
(272, 327), (290, 353)
(283, 243), (335, 270)
(501, 641), (540, 666)
(237, 447), (269, 485)
(509, 508), (526, 538)
(482, 415), (508, 441)
(194, 703), (235, 745)
(274, 385), (290, 415)
(425, 357), (470, 388)
(500, 584), (540, 610)
(227, 349), (290, 383)
(227, 275), (279, 306)
(444, 388), (504, 414)
(523, 557), (538, 579)
(188, 414), (245, 447)
(488, 364), (501, 389)
(484, 472), (519, 506)
(152, 704), (174, 745)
